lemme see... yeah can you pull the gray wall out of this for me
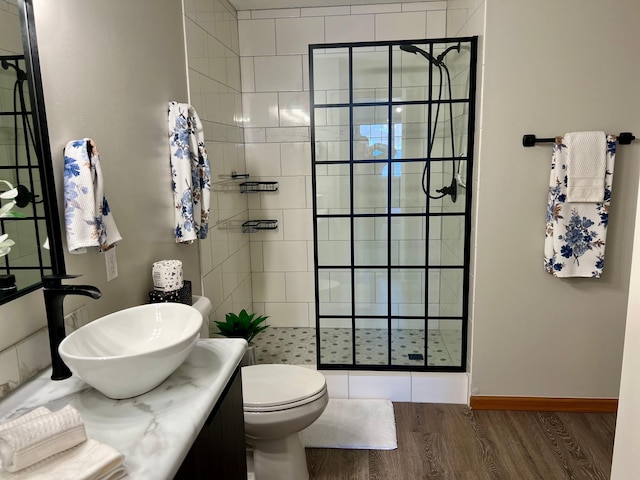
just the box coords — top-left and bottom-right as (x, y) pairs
(0, 0), (201, 398)
(469, 0), (639, 398)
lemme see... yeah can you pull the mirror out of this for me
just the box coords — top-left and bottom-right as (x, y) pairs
(0, 0), (65, 304)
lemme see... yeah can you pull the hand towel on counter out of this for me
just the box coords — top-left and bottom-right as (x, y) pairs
(168, 101), (211, 243)
(0, 439), (126, 480)
(544, 134), (616, 278)
(0, 405), (126, 480)
(565, 131), (607, 202)
(63, 139), (122, 254)
(0, 405), (86, 472)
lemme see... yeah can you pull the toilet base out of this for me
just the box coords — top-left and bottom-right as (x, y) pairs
(249, 432), (309, 480)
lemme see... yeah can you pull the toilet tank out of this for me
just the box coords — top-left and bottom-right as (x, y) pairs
(192, 295), (213, 338)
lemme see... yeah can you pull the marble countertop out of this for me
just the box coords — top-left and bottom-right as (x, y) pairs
(0, 338), (247, 480)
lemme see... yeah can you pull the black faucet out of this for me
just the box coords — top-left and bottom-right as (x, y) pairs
(42, 274), (102, 380)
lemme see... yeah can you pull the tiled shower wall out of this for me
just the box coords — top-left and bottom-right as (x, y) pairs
(183, 0), (253, 333)
(239, 2), (450, 328)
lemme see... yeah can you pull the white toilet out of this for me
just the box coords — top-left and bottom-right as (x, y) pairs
(242, 364), (329, 480)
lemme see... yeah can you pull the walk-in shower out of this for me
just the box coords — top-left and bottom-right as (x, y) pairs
(306, 37), (478, 372)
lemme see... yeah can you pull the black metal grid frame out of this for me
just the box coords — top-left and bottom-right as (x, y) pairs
(309, 37), (478, 372)
(0, 0), (65, 304)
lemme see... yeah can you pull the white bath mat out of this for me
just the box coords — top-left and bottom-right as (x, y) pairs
(301, 399), (397, 450)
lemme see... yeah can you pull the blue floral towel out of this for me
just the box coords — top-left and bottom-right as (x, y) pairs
(168, 102), (211, 243)
(63, 139), (122, 254)
(544, 134), (616, 278)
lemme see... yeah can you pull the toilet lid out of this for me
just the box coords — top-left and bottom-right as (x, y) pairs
(242, 364), (326, 408)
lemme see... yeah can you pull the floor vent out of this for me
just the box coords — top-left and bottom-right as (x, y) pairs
(408, 353), (424, 360)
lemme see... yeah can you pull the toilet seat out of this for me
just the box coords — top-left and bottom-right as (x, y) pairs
(242, 364), (326, 412)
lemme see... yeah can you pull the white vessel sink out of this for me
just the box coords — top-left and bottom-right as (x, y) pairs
(58, 303), (202, 399)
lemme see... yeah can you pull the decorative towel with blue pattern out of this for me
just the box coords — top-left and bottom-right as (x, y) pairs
(63, 139), (122, 254)
(544, 133), (616, 278)
(168, 102), (211, 243)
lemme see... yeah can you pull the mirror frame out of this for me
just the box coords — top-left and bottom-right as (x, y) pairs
(0, 0), (66, 305)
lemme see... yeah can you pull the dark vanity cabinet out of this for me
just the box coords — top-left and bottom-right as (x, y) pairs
(175, 367), (247, 479)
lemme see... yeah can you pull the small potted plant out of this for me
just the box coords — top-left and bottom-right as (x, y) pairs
(214, 309), (269, 365)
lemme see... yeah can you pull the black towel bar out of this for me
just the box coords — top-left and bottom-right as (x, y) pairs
(522, 132), (636, 147)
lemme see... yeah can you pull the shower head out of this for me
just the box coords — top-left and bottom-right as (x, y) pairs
(400, 43), (462, 67)
(399, 44), (441, 66)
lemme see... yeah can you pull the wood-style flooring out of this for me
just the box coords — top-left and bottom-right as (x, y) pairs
(305, 403), (616, 480)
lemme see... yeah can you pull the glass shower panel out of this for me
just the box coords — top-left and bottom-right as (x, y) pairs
(354, 268), (387, 316)
(354, 217), (387, 266)
(353, 162), (388, 214)
(392, 320), (426, 367)
(312, 48), (349, 105)
(314, 107), (350, 162)
(436, 268), (464, 317)
(352, 47), (389, 103)
(355, 318), (389, 365)
(318, 269), (351, 316)
(392, 216), (426, 266)
(438, 215), (466, 266)
(317, 217), (351, 266)
(434, 319), (464, 367)
(311, 37), (475, 372)
(391, 268), (425, 313)
(396, 104), (427, 160)
(319, 317), (353, 365)
(315, 163), (350, 214)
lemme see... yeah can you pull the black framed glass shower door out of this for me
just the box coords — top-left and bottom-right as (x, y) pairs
(310, 37), (477, 371)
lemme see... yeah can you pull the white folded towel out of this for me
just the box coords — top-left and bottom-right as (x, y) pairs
(0, 405), (86, 472)
(565, 131), (607, 202)
(63, 139), (122, 254)
(168, 101), (211, 243)
(0, 439), (126, 480)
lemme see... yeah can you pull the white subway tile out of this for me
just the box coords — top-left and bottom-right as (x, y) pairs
(348, 372), (411, 401)
(426, 10), (447, 38)
(402, 1), (447, 11)
(278, 91), (310, 126)
(254, 56), (303, 92)
(240, 57), (255, 93)
(301, 6), (350, 17)
(252, 272), (286, 302)
(259, 176), (307, 209)
(375, 12), (427, 41)
(265, 126), (310, 143)
(239, 19), (276, 56)
(263, 241), (308, 272)
(276, 17), (325, 55)
(283, 209), (313, 241)
(251, 8), (300, 19)
(250, 241), (264, 272)
(411, 373), (468, 403)
(245, 143), (282, 177)
(321, 371), (349, 398)
(285, 272), (315, 302)
(242, 92), (279, 127)
(325, 15), (375, 44)
(244, 127), (266, 143)
(264, 302), (310, 327)
(280, 142), (311, 176)
(351, 3), (401, 14)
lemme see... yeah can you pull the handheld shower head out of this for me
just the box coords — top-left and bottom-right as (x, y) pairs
(399, 44), (441, 66)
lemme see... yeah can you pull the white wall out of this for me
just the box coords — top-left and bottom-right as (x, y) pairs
(470, 0), (640, 398)
(183, 0), (253, 334)
(239, 1), (449, 328)
(611, 158), (640, 477)
(0, 0), (201, 398)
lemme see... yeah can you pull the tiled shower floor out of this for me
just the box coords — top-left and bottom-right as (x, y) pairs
(252, 327), (462, 368)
